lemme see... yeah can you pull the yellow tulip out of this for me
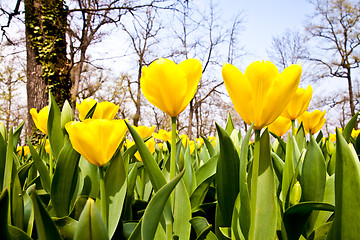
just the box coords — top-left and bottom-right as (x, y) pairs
(189, 141), (196, 154)
(297, 110), (326, 135)
(76, 98), (119, 121)
(180, 134), (189, 147)
(153, 129), (176, 142)
(267, 116), (292, 137)
(281, 86), (313, 120)
(222, 61), (301, 130)
(126, 138), (155, 162)
(17, 146), (31, 156)
(140, 58), (202, 117)
(208, 136), (216, 147)
(133, 125), (155, 139)
(65, 119), (127, 167)
(351, 129), (360, 138)
(30, 106), (49, 135)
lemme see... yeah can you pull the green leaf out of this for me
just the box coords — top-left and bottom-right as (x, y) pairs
(283, 202), (334, 240)
(225, 112), (235, 135)
(128, 219), (142, 240)
(341, 112), (359, 142)
(11, 171), (24, 230)
(48, 92), (65, 160)
(215, 123), (239, 227)
(123, 222), (139, 239)
(53, 216), (78, 240)
(189, 216), (218, 240)
(201, 135), (216, 157)
(327, 129), (360, 239)
(231, 194), (245, 240)
(142, 169), (185, 240)
(195, 154), (218, 186)
(301, 135), (326, 236)
(0, 188), (10, 240)
(237, 123), (253, 239)
(3, 127), (13, 191)
(27, 139), (51, 193)
(173, 179), (192, 240)
(30, 190), (63, 240)
(51, 140), (81, 217)
(74, 198), (109, 240)
(12, 121), (25, 150)
(125, 121), (166, 192)
(78, 156), (99, 198)
(0, 133), (6, 189)
(190, 175), (215, 209)
(105, 148), (127, 238)
(282, 133), (295, 210)
(8, 226), (33, 240)
(251, 129), (277, 239)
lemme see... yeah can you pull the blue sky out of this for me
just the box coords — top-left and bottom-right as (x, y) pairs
(222, 0), (314, 65)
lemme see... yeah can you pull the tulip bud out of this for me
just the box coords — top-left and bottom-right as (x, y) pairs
(289, 181), (302, 206)
(61, 100), (74, 129)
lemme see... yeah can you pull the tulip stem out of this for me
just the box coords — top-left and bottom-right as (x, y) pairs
(99, 166), (107, 229)
(292, 120), (296, 136)
(170, 116), (177, 181)
(249, 129), (261, 239)
(49, 149), (53, 178)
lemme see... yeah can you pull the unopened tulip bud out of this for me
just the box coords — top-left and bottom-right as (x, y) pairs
(0, 121), (6, 140)
(289, 181), (302, 206)
(61, 100), (74, 129)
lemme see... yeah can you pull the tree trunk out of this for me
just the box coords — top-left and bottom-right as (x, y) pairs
(346, 67), (355, 118)
(24, 0), (71, 134)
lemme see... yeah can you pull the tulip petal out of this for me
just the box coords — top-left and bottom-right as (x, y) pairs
(30, 106), (49, 135)
(141, 58), (188, 117)
(77, 98), (97, 121)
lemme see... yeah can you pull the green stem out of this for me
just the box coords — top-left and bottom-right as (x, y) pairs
(99, 166), (107, 229)
(49, 149), (53, 178)
(291, 119), (296, 136)
(170, 116), (177, 181)
(249, 129), (261, 239)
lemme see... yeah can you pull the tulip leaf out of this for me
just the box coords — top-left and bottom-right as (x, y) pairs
(74, 198), (109, 240)
(190, 175), (215, 209)
(173, 179), (192, 240)
(0, 133), (6, 189)
(30, 190), (63, 240)
(48, 92), (65, 160)
(128, 219), (142, 240)
(251, 129), (277, 240)
(201, 135), (216, 157)
(238, 123), (253, 239)
(327, 129), (360, 239)
(0, 188), (10, 240)
(8, 226), (33, 240)
(12, 120), (24, 150)
(125, 121), (166, 192)
(53, 216), (78, 239)
(3, 127), (13, 191)
(195, 154), (218, 186)
(231, 193), (245, 240)
(51, 139), (81, 217)
(301, 135), (326, 236)
(282, 133), (296, 210)
(283, 202), (334, 240)
(215, 123), (239, 227)
(105, 147), (127, 238)
(27, 139), (51, 193)
(225, 112), (235, 135)
(341, 112), (359, 142)
(142, 169), (185, 240)
(84, 103), (97, 120)
(78, 156), (99, 198)
(189, 216), (218, 240)
(271, 151), (284, 183)
(183, 145), (196, 194)
(123, 222), (139, 239)
(11, 170), (24, 230)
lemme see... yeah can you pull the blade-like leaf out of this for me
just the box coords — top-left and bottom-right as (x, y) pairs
(142, 169), (185, 240)
(48, 92), (65, 160)
(342, 112), (359, 142)
(215, 123), (239, 227)
(51, 140), (81, 217)
(189, 217), (218, 240)
(74, 198), (109, 240)
(30, 190), (63, 240)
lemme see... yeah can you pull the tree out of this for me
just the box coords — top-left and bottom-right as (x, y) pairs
(306, 0), (360, 118)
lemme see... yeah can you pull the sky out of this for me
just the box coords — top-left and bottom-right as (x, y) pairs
(222, 0), (314, 66)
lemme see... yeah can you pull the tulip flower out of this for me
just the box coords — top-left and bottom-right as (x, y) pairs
(30, 106), (49, 135)
(65, 119), (127, 167)
(133, 125), (155, 139)
(297, 110), (326, 135)
(222, 61), (301, 130)
(281, 86), (312, 120)
(267, 115), (292, 137)
(127, 138), (156, 162)
(140, 58), (202, 117)
(17, 146), (31, 156)
(76, 98), (119, 121)
(153, 129), (175, 142)
(208, 136), (216, 147)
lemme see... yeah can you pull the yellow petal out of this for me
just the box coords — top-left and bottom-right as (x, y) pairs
(267, 116), (292, 137)
(282, 85), (312, 120)
(30, 106), (49, 135)
(133, 125), (155, 139)
(298, 110), (326, 134)
(65, 119), (127, 166)
(93, 101), (119, 120)
(76, 98), (97, 121)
